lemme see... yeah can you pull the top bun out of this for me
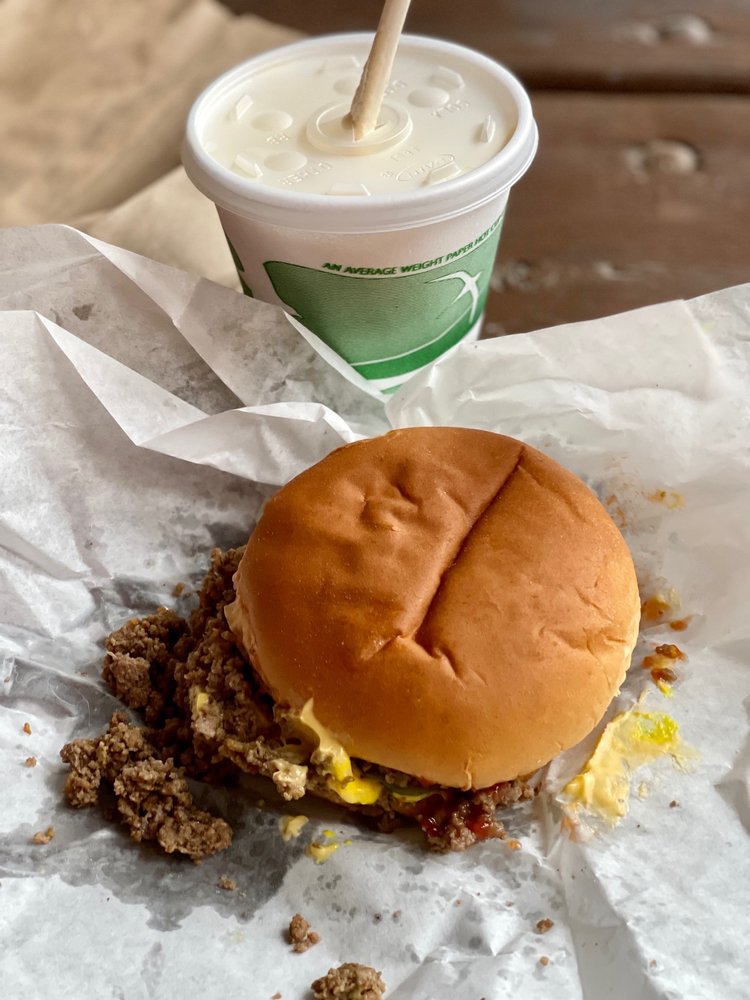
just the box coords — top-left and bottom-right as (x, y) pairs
(228, 427), (640, 789)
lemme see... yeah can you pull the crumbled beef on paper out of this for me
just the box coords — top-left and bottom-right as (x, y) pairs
(103, 549), (276, 777)
(60, 713), (231, 862)
(311, 963), (386, 1000)
(59, 548), (532, 857)
(288, 912), (320, 952)
(383, 780), (531, 851)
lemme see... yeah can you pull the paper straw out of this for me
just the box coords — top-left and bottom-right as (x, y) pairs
(348, 0), (412, 140)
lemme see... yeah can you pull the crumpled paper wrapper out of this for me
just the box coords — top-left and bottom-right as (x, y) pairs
(1, 225), (748, 999)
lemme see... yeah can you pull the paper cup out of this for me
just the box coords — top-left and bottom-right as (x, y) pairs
(183, 33), (537, 390)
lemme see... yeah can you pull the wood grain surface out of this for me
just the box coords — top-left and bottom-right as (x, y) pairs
(221, 1), (750, 333)
(489, 93), (750, 333)
(222, 1), (750, 92)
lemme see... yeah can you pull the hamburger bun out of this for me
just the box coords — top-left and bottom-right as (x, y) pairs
(227, 427), (640, 789)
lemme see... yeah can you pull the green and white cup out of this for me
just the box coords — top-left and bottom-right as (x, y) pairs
(183, 33), (537, 390)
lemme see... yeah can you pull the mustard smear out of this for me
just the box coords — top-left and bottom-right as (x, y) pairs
(190, 688), (209, 713)
(299, 699), (352, 782)
(279, 815), (309, 842)
(298, 699), (382, 805)
(562, 708), (686, 824)
(656, 679), (674, 698)
(328, 771), (382, 805)
(307, 840), (339, 864)
(646, 489), (684, 510)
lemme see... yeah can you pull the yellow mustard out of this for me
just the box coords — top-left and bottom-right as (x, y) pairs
(297, 699), (382, 805)
(562, 707), (689, 824)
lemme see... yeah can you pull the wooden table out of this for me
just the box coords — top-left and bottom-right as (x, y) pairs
(222, 0), (750, 334)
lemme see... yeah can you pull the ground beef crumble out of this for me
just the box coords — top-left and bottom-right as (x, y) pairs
(311, 963), (386, 1000)
(60, 547), (532, 857)
(60, 713), (231, 862)
(288, 912), (320, 952)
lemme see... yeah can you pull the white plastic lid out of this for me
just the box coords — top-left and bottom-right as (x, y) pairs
(183, 33), (537, 233)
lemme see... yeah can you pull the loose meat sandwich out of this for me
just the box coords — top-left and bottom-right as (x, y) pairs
(63, 427), (640, 853)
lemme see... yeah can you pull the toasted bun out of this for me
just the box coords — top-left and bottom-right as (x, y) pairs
(228, 427), (640, 789)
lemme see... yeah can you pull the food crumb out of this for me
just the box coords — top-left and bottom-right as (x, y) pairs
(641, 593), (674, 622)
(391, 910), (401, 922)
(311, 963), (385, 1000)
(173, 582), (186, 596)
(656, 679), (674, 698)
(642, 643), (685, 687)
(288, 913), (320, 953)
(279, 815), (309, 841)
(655, 643), (686, 660)
(669, 618), (691, 632)
(453, 899), (462, 907)
(306, 840), (339, 864)
(32, 826), (55, 845)
(217, 875), (237, 891)
(643, 657), (677, 683)
(25, 756), (37, 768)
(536, 918), (554, 934)
(646, 489), (683, 509)
(506, 838), (522, 850)
(271, 994), (282, 999)
(539, 956), (550, 966)
(669, 800), (679, 808)
(23, 722), (32, 735)
(373, 913), (382, 923)
(650, 959), (657, 968)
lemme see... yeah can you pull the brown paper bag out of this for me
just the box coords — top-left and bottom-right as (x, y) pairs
(1, 0), (298, 282)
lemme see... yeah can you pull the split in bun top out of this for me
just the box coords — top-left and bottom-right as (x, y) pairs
(227, 427), (640, 789)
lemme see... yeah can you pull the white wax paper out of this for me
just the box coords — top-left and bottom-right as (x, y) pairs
(1, 225), (748, 1000)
